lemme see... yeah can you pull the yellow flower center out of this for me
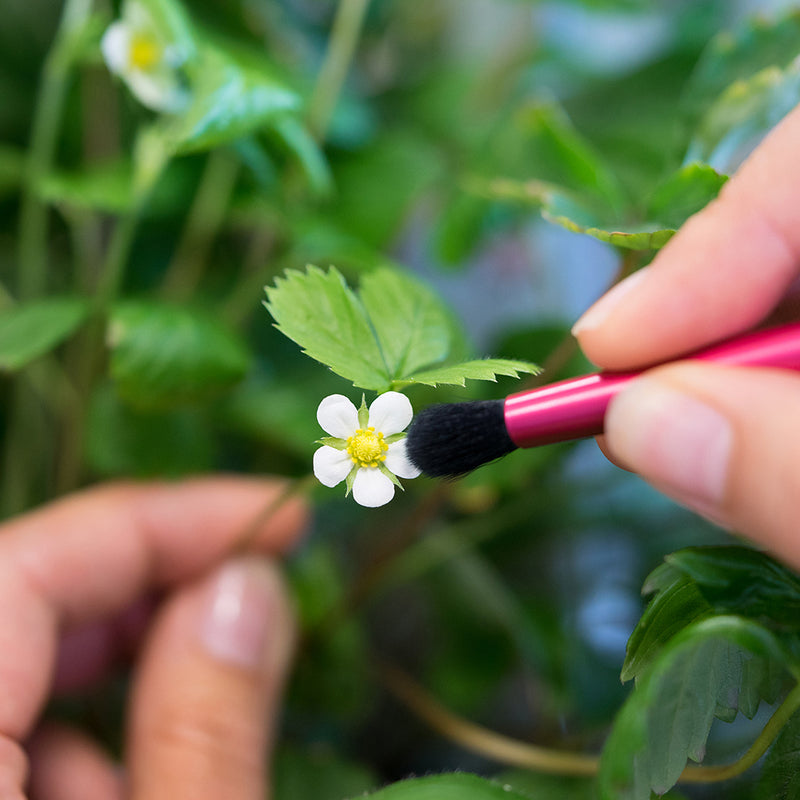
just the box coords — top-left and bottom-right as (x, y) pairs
(129, 34), (162, 70)
(346, 427), (388, 469)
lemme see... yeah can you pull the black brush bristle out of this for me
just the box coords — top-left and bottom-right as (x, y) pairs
(405, 400), (518, 478)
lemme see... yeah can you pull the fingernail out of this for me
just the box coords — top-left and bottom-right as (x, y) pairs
(199, 558), (278, 669)
(571, 267), (650, 337)
(605, 378), (733, 512)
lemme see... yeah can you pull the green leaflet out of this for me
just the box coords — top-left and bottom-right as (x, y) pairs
(265, 265), (540, 391)
(0, 297), (90, 371)
(477, 161), (727, 253)
(684, 62), (800, 173)
(107, 301), (251, 407)
(392, 358), (541, 389)
(682, 9), (800, 123)
(600, 616), (793, 800)
(353, 773), (536, 800)
(265, 266), (390, 391)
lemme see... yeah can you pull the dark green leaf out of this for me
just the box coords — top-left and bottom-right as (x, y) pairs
(0, 297), (90, 371)
(621, 575), (712, 684)
(358, 267), (452, 379)
(664, 547), (800, 628)
(757, 706), (800, 800)
(357, 773), (537, 800)
(600, 616), (792, 800)
(107, 301), (251, 407)
(264, 266), (390, 391)
(394, 358), (541, 389)
(86, 383), (213, 477)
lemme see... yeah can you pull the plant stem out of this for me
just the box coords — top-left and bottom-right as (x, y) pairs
(55, 203), (145, 494)
(378, 660), (599, 776)
(161, 150), (240, 300)
(18, 0), (92, 299)
(232, 473), (317, 554)
(382, 662), (800, 786)
(308, 0), (371, 140)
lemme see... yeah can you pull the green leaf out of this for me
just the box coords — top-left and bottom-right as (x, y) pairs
(600, 616), (792, 800)
(683, 10), (800, 122)
(493, 771), (597, 800)
(162, 38), (301, 155)
(0, 297), (90, 371)
(684, 62), (800, 173)
(270, 115), (332, 196)
(646, 163), (728, 232)
(107, 301), (251, 407)
(265, 266), (390, 391)
(757, 707), (800, 800)
(625, 546), (800, 685)
(664, 546), (800, 629)
(358, 268), (452, 379)
(85, 383), (213, 477)
(356, 773), (537, 800)
(394, 358), (541, 389)
(621, 574), (712, 684)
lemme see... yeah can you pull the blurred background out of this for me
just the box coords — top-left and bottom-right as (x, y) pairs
(3, 1), (800, 797)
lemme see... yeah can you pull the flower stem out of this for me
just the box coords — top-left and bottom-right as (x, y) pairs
(160, 150), (240, 300)
(18, 0), (93, 299)
(308, 0), (371, 140)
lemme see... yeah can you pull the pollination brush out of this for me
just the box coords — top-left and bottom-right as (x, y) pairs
(405, 322), (800, 478)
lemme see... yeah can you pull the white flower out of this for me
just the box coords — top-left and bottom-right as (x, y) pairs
(313, 392), (421, 508)
(101, 1), (189, 113)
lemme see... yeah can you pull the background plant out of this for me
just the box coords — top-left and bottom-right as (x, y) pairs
(4, 0), (800, 798)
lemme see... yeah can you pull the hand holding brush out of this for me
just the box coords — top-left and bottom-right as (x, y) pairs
(407, 102), (800, 574)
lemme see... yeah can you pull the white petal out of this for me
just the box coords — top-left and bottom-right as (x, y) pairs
(368, 391), (413, 436)
(385, 439), (422, 479)
(101, 23), (130, 75)
(317, 394), (359, 438)
(313, 446), (352, 488)
(352, 467), (395, 507)
(126, 68), (185, 112)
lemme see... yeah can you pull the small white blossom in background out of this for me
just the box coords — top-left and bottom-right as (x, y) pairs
(313, 392), (421, 508)
(101, 1), (189, 113)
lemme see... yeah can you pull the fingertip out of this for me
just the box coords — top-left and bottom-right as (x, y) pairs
(128, 555), (295, 800)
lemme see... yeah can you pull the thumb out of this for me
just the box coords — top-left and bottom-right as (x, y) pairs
(603, 362), (800, 570)
(126, 556), (294, 800)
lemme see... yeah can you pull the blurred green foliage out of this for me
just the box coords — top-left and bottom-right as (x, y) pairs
(5, 1), (800, 798)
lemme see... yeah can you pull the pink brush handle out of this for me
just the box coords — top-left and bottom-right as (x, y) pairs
(504, 322), (800, 448)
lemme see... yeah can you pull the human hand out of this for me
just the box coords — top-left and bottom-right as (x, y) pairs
(571, 103), (800, 571)
(0, 477), (307, 800)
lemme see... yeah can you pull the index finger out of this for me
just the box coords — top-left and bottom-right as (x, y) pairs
(572, 103), (800, 370)
(0, 476), (307, 740)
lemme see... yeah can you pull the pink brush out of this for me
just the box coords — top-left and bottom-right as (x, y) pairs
(406, 322), (800, 477)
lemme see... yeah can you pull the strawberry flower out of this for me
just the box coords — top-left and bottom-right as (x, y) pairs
(101, 0), (189, 113)
(313, 392), (421, 507)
